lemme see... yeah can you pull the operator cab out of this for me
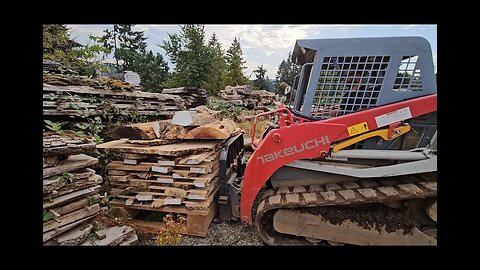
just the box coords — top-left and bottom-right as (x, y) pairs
(286, 37), (437, 120)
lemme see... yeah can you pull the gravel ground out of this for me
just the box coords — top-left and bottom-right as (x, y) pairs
(136, 218), (264, 246)
(179, 220), (264, 246)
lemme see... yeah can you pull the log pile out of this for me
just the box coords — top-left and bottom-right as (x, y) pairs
(42, 131), (138, 245)
(218, 85), (279, 109)
(96, 107), (240, 236)
(162, 87), (207, 109)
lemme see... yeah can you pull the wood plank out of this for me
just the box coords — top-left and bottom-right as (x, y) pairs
(43, 215), (96, 243)
(97, 140), (221, 156)
(43, 142), (96, 157)
(67, 168), (96, 180)
(43, 204), (100, 232)
(43, 174), (103, 199)
(178, 151), (215, 165)
(151, 166), (173, 174)
(49, 224), (93, 246)
(50, 194), (101, 216)
(106, 161), (155, 172)
(43, 154), (98, 179)
(127, 139), (178, 146)
(81, 226), (135, 246)
(183, 119), (236, 139)
(43, 185), (101, 209)
(121, 153), (152, 159)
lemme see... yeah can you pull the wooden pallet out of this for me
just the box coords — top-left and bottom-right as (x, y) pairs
(120, 200), (218, 237)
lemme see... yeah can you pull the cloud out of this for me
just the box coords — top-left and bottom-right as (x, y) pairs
(66, 24), (437, 79)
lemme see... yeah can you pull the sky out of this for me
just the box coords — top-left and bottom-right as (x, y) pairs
(67, 24), (437, 79)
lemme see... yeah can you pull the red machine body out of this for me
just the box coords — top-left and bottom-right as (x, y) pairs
(240, 94), (437, 223)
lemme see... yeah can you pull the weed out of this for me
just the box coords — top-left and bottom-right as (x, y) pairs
(155, 214), (187, 245)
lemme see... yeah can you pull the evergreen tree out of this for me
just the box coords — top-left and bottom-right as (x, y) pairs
(161, 24), (212, 88)
(99, 24), (168, 91)
(130, 51), (169, 92)
(202, 33), (227, 95)
(223, 37), (249, 86)
(100, 24), (147, 71)
(275, 51), (300, 94)
(43, 24), (110, 77)
(252, 65), (271, 90)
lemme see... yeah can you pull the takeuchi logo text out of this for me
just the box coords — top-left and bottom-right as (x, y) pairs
(256, 136), (330, 164)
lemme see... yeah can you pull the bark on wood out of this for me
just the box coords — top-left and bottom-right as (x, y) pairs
(43, 154), (98, 179)
(43, 142), (96, 157)
(183, 119), (237, 139)
(50, 224), (93, 246)
(97, 140), (220, 156)
(111, 121), (171, 140)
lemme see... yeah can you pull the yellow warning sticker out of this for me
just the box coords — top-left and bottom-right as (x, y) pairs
(347, 122), (369, 136)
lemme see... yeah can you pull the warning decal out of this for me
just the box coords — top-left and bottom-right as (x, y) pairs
(347, 122), (369, 136)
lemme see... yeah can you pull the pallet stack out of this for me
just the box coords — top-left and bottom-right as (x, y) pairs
(97, 108), (239, 236)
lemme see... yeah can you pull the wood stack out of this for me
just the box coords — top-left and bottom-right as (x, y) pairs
(218, 85), (279, 109)
(97, 108), (240, 236)
(43, 74), (186, 118)
(43, 131), (138, 245)
(43, 132), (101, 244)
(162, 87), (207, 109)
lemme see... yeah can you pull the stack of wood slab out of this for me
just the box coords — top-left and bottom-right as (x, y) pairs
(97, 107), (239, 236)
(218, 85), (279, 109)
(43, 74), (186, 118)
(42, 132), (103, 245)
(162, 87), (207, 109)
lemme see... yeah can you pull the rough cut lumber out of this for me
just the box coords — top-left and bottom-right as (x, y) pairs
(43, 83), (186, 117)
(50, 194), (101, 216)
(106, 161), (155, 172)
(111, 120), (171, 140)
(43, 204), (101, 232)
(67, 168), (96, 180)
(97, 140), (220, 156)
(43, 215), (96, 243)
(127, 139), (178, 146)
(43, 154), (98, 179)
(43, 185), (101, 209)
(48, 224), (93, 246)
(120, 233), (139, 245)
(178, 151), (214, 165)
(43, 142), (96, 157)
(43, 174), (103, 198)
(81, 226), (135, 246)
(183, 119), (237, 139)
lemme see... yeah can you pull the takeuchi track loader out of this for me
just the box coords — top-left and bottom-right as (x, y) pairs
(218, 37), (437, 245)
